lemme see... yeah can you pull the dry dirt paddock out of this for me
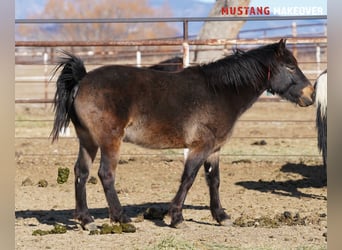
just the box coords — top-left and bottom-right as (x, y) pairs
(15, 100), (327, 250)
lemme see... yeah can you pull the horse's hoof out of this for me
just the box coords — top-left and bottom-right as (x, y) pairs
(110, 214), (132, 224)
(84, 222), (98, 231)
(74, 212), (94, 227)
(219, 218), (232, 227)
(170, 220), (188, 229)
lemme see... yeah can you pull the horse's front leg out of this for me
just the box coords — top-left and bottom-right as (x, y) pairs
(169, 146), (210, 228)
(204, 151), (231, 226)
(98, 141), (131, 224)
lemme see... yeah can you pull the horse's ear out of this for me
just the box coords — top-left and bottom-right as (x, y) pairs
(279, 38), (287, 48)
(277, 38), (287, 55)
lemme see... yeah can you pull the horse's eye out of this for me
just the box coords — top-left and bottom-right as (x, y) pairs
(286, 66), (296, 72)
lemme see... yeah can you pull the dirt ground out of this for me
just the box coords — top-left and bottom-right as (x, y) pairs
(15, 102), (327, 250)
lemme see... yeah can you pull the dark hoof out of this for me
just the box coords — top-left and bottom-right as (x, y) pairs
(169, 215), (185, 228)
(74, 212), (94, 227)
(110, 214), (132, 224)
(84, 222), (98, 231)
(213, 209), (231, 226)
(120, 214), (132, 224)
(170, 220), (188, 229)
(169, 208), (184, 229)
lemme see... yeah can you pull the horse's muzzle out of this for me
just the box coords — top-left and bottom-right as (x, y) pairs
(298, 85), (315, 107)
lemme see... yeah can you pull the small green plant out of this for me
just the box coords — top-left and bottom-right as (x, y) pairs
(57, 167), (70, 184)
(89, 223), (136, 235)
(152, 236), (195, 250)
(32, 224), (67, 236)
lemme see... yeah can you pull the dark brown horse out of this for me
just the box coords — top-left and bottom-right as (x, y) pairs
(51, 39), (314, 228)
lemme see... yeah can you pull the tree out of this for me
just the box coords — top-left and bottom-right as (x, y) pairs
(193, 0), (251, 63)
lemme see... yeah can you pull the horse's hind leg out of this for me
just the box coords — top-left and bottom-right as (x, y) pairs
(204, 152), (231, 225)
(74, 138), (98, 226)
(98, 140), (131, 224)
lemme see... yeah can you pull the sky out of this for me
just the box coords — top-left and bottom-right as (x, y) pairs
(15, 0), (327, 38)
(15, 0), (327, 19)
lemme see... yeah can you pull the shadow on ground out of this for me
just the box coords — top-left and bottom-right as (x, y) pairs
(15, 202), (209, 228)
(235, 162), (327, 199)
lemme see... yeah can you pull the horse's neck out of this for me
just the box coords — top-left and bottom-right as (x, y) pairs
(200, 59), (270, 114)
(229, 82), (268, 118)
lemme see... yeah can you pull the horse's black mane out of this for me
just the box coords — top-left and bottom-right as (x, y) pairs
(198, 42), (280, 91)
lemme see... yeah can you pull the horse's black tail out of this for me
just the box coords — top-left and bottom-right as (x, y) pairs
(51, 51), (87, 142)
(316, 103), (327, 167)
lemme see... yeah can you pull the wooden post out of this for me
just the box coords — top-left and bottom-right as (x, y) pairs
(182, 42), (189, 68)
(183, 20), (190, 161)
(316, 45), (321, 75)
(43, 50), (48, 109)
(136, 46), (141, 68)
(292, 21), (297, 58)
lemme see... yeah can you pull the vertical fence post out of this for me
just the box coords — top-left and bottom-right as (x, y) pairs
(136, 46), (141, 67)
(182, 42), (190, 160)
(50, 47), (54, 64)
(183, 19), (190, 161)
(43, 50), (48, 109)
(182, 19), (189, 68)
(316, 44), (321, 75)
(292, 21), (297, 58)
(182, 42), (190, 68)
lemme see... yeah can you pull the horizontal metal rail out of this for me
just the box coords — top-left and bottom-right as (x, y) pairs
(15, 119), (316, 123)
(15, 16), (327, 24)
(14, 96), (284, 104)
(17, 153), (321, 158)
(15, 99), (54, 104)
(15, 136), (317, 140)
(15, 37), (327, 47)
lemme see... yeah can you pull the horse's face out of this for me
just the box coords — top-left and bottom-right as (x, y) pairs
(269, 39), (314, 107)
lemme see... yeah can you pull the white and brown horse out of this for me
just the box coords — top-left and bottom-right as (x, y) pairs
(314, 69), (327, 167)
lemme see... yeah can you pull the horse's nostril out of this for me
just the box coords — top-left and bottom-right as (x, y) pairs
(301, 85), (314, 100)
(299, 95), (314, 107)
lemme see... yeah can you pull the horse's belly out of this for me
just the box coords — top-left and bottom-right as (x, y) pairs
(123, 124), (185, 149)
